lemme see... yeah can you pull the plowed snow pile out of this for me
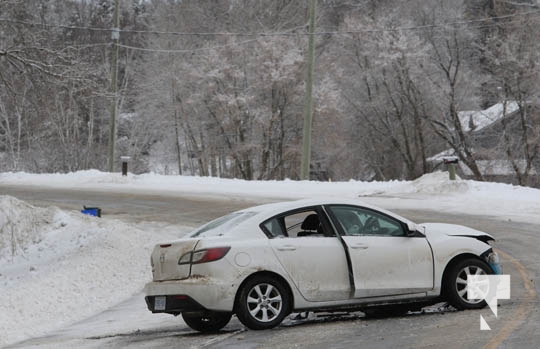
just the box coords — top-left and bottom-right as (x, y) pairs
(0, 196), (178, 347)
(381, 172), (469, 194)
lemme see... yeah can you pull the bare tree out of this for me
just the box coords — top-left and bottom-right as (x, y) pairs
(485, 12), (540, 185)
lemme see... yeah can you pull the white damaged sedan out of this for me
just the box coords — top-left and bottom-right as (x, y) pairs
(144, 199), (502, 332)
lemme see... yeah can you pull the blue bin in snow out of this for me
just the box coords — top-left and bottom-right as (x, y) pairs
(81, 206), (101, 217)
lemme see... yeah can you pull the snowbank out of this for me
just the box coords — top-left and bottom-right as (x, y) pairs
(0, 170), (452, 201)
(2, 170), (539, 224)
(0, 195), (188, 347)
(0, 169), (403, 200)
(0, 196), (64, 260)
(360, 172), (540, 223)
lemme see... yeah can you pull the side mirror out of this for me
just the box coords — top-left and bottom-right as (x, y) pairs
(406, 221), (417, 236)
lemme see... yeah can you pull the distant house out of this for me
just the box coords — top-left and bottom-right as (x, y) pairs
(427, 102), (539, 185)
(460, 159), (537, 176)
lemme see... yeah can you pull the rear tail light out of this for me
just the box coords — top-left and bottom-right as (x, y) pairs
(178, 247), (231, 265)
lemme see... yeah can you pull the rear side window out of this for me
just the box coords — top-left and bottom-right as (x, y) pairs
(190, 212), (256, 237)
(261, 209), (333, 238)
(283, 210), (320, 238)
(262, 218), (285, 238)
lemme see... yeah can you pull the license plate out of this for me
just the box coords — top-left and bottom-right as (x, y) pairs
(154, 296), (166, 311)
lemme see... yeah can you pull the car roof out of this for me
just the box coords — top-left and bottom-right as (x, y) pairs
(191, 198), (416, 240)
(238, 198), (366, 214)
(236, 198), (415, 226)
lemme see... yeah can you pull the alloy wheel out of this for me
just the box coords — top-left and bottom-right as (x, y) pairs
(246, 283), (283, 322)
(455, 265), (489, 305)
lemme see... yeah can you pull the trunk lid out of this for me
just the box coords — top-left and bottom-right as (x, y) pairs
(151, 238), (199, 281)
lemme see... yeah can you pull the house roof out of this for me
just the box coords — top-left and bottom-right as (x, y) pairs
(458, 102), (519, 132)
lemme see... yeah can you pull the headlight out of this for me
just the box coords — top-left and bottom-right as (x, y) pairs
(487, 251), (500, 264)
(486, 251), (502, 274)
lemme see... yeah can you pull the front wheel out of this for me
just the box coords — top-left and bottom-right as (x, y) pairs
(236, 275), (291, 330)
(182, 312), (232, 332)
(444, 258), (493, 310)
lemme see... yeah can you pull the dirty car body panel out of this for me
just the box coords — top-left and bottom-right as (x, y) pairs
(144, 198), (501, 331)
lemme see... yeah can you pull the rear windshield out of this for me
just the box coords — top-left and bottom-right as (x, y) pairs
(189, 212), (256, 237)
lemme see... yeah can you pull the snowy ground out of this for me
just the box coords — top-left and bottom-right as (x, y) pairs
(1, 170), (540, 347)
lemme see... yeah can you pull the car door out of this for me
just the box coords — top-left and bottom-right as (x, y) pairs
(326, 205), (434, 298)
(262, 207), (351, 302)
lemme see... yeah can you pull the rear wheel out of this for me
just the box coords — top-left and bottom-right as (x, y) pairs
(444, 258), (492, 310)
(181, 312), (232, 332)
(236, 275), (291, 330)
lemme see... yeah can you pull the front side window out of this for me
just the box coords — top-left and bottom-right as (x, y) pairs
(328, 205), (405, 237)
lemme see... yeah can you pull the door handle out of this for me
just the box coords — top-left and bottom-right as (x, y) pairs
(277, 245), (296, 251)
(350, 244), (368, 250)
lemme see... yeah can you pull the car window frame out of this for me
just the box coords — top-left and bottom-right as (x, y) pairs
(259, 205), (337, 239)
(324, 204), (410, 238)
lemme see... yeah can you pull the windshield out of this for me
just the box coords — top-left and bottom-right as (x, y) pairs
(189, 212), (256, 237)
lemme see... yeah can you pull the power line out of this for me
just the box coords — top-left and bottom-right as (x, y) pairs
(0, 20), (531, 56)
(1, 8), (538, 56)
(1, 9), (540, 37)
(114, 21), (532, 55)
(116, 39), (260, 53)
(10, 42), (111, 51)
(0, 17), (302, 36)
(0, 18), (112, 32)
(116, 25), (306, 37)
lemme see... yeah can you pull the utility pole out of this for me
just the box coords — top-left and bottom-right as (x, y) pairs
(108, 0), (121, 172)
(300, 0), (317, 180)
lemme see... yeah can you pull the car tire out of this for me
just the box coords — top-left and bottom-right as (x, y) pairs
(236, 275), (291, 330)
(181, 312), (232, 332)
(444, 258), (493, 310)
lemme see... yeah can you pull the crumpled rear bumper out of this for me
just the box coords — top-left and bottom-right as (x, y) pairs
(144, 278), (237, 312)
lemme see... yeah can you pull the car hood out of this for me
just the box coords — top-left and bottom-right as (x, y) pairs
(420, 223), (495, 243)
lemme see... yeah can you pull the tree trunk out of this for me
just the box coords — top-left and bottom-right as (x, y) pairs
(173, 109), (182, 175)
